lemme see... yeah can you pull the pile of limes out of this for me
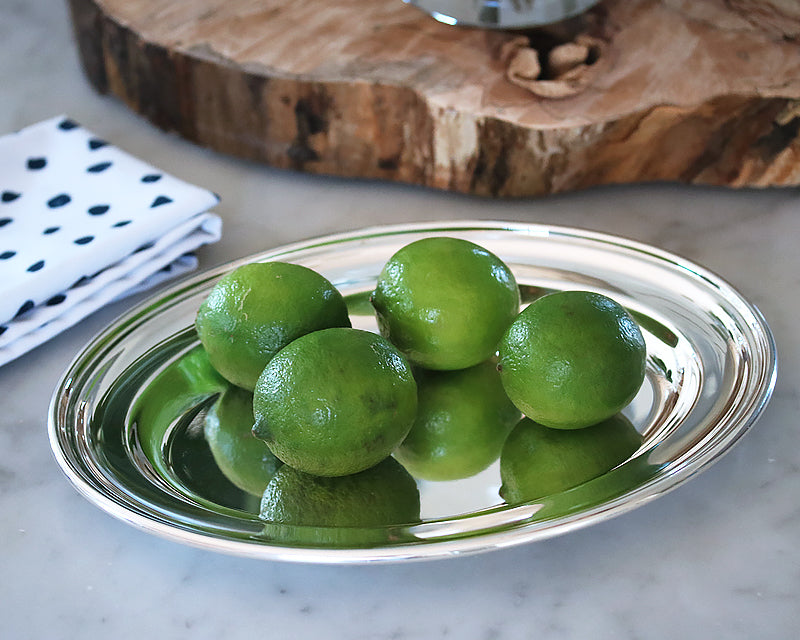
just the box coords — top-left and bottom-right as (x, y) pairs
(194, 235), (648, 526)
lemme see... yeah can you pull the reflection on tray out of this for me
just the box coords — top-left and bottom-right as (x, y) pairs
(122, 337), (664, 549)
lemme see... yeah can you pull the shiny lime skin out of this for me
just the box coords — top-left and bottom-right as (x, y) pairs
(394, 360), (521, 481)
(499, 414), (643, 504)
(253, 328), (418, 477)
(195, 261), (351, 391)
(371, 237), (520, 370)
(498, 290), (646, 429)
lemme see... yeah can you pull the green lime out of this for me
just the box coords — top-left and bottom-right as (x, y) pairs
(498, 290), (646, 429)
(253, 327), (418, 477)
(394, 359), (521, 481)
(204, 385), (283, 497)
(259, 457), (420, 542)
(195, 261), (351, 391)
(371, 237), (520, 370)
(499, 414), (643, 504)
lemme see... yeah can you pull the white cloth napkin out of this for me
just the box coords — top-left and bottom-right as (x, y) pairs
(0, 116), (222, 367)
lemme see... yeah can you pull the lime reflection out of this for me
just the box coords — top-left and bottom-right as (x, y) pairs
(500, 414), (644, 504)
(204, 386), (283, 497)
(123, 332), (664, 548)
(395, 359), (520, 481)
(129, 341), (267, 512)
(259, 457), (421, 548)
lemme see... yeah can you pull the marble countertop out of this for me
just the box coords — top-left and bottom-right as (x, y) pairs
(2, 2), (798, 639)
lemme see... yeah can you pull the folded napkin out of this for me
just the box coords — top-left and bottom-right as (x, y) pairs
(0, 116), (222, 367)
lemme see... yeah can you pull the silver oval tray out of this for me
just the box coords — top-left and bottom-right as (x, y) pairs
(48, 221), (777, 563)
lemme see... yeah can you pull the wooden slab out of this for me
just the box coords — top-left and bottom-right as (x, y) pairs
(69, 0), (800, 196)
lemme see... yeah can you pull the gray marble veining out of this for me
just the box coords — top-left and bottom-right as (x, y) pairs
(1, 1), (799, 639)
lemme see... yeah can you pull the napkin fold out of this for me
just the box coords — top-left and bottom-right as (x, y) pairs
(0, 116), (222, 367)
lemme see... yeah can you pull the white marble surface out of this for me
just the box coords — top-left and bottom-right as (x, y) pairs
(2, 2), (799, 639)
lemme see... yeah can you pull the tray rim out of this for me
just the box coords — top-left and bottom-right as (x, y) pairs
(47, 220), (778, 564)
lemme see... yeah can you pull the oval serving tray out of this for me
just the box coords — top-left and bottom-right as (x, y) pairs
(48, 221), (776, 563)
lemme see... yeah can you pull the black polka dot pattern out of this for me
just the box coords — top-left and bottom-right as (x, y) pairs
(88, 138), (108, 150)
(47, 194), (71, 208)
(151, 195), (173, 208)
(87, 161), (112, 173)
(15, 300), (34, 317)
(0, 115), (220, 362)
(134, 241), (155, 253)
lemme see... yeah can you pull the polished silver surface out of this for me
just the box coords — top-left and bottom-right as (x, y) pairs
(48, 221), (776, 564)
(404, 0), (601, 28)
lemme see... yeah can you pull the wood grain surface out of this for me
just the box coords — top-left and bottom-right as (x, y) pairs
(69, 0), (800, 196)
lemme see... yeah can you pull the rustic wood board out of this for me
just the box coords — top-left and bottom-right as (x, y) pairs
(69, 0), (800, 196)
